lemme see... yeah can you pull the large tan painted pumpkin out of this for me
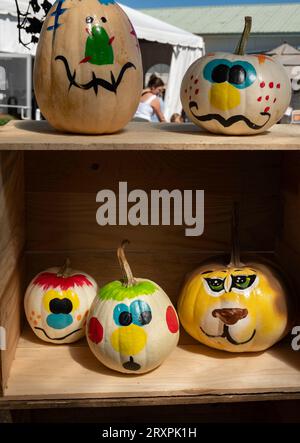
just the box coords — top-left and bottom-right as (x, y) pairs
(181, 17), (291, 135)
(24, 260), (98, 344)
(86, 241), (179, 374)
(34, 0), (143, 134)
(178, 206), (293, 352)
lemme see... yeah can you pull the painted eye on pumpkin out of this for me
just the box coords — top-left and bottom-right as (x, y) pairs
(204, 278), (225, 296)
(130, 300), (152, 326)
(101, 17), (107, 23)
(43, 289), (80, 313)
(204, 59), (257, 89)
(113, 303), (132, 326)
(231, 275), (257, 291)
(86, 16), (94, 24)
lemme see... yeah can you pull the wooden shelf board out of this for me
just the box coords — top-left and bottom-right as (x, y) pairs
(2, 328), (300, 406)
(1, 121), (300, 151)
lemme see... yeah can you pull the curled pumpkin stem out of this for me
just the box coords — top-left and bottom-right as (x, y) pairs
(117, 240), (136, 287)
(57, 258), (71, 278)
(235, 16), (252, 56)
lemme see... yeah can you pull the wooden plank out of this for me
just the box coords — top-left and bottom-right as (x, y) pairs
(1, 121), (300, 151)
(25, 151), (281, 195)
(0, 152), (25, 297)
(1, 393), (300, 410)
(0, 263), (24, 396)
(3, 329), (300, 401)
(0, 152), (25, 396)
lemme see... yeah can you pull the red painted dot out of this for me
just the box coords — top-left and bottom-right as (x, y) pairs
(276, 83), (281, 89)
(189, 96), (191, 100)
(269, 82), (274, 88)
(257, 96), (262, 102)
(260, 81), (265, 88)
(265, 95), (269, 100)
(88, 317), (103, 344)
(191, 75), (194, 80)
(195, 89), (199, 95)
(185, 89), (187, 94)
(194, 79), (198, 84)
(273, 98), (277, 103)
(166, 306), (179, 334)
(264, 106), (270, 113)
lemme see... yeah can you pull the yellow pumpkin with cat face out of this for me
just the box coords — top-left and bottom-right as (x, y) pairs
(178, 258), (291, 352)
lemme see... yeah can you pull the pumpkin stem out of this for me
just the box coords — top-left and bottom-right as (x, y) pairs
(234, 16), (252, 56)
(57, 258), (71, 278)
(117, 240), (136, 287)
(229, 203), (242, 267)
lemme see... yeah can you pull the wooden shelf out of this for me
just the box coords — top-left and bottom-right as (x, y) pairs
(1, 328), (300, 408)
(1, 121), (300, 151)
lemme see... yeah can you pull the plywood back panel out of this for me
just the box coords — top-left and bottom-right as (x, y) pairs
(25, 151), (282, 255)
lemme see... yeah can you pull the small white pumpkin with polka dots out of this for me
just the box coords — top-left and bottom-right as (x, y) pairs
(181, 17), (291, 135)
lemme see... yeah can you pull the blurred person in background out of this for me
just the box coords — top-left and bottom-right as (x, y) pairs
(134, 74), (166, 122)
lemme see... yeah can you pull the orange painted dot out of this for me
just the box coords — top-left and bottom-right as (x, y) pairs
(260, 82), (265, 88)
(264, 106), (270, 113)
(77, 315), (82, 321)
(32, 311), (35, 316)
(257, 96), (262, 102)
(34, 320), (38, 326)
(269, 82), (274, 88)
(37, 315), (41, 319)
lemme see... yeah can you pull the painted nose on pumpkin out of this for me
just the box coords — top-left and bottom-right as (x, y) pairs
(210, 82), (240, 111)
(212, 308), (248, 325)
(110, 324), (147, 356)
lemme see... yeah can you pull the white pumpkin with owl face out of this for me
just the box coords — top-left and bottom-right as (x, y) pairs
(34, 0), (143, 134)
(86, 241), (180, 374)
(24, 261), (98, 344)
(181, 17), (291, 135)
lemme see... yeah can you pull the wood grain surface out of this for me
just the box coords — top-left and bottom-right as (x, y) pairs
(1, 121), (300, 150)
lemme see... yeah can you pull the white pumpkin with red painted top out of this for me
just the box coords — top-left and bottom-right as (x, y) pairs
(24, 260), (97, 344)
(181, 17), (291, 135)
(34, 0), (143, 134)
(86, 241), (180, 374)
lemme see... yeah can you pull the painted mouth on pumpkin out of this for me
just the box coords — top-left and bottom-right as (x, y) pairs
(200, 325), (256, 345)
(34, 327), (82, 341)
(122, 356), (141, 371)
(189, 101), (271, 130)
(55, 55), (136, 96)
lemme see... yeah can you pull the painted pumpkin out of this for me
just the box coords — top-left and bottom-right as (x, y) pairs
(178, 206), (293, 352)
(86, 241), (179, 374)
(181, 17), (291, 135)
(34, 0), (143, 134)
(24, 260), (98, 343)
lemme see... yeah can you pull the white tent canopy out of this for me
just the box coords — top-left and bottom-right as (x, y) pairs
(0, 1), (204, 119)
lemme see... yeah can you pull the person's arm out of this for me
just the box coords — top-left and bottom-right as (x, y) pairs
(151, 98), (166, 122)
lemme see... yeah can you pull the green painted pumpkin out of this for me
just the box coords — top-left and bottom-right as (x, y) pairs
(24, 260), (98, 344)
(181, 17), (291, 135)
(86, 241), (179, 374)
(34, 0), (143, 134)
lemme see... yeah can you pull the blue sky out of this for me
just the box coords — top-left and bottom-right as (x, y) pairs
(122, 0), (300, 8)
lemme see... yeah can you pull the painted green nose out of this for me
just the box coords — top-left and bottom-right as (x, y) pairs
(84, 25), (114, 66)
